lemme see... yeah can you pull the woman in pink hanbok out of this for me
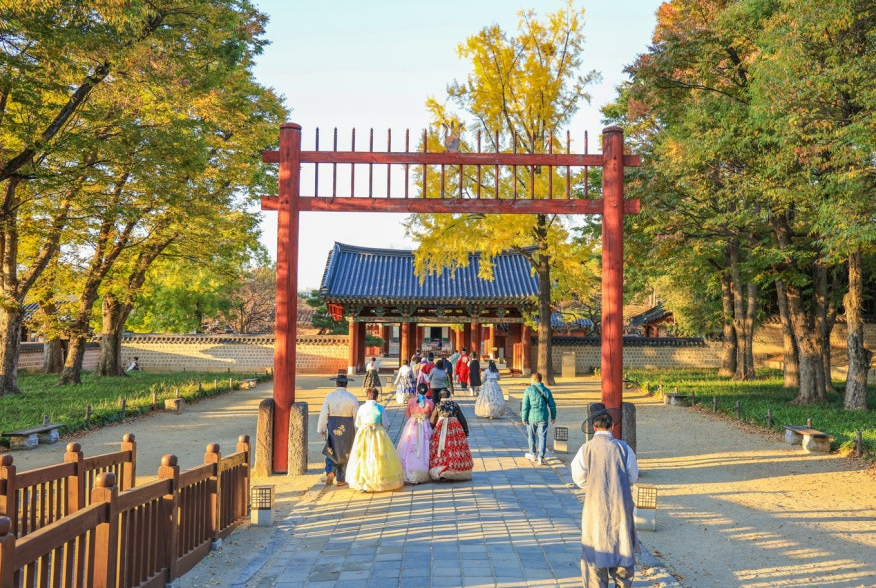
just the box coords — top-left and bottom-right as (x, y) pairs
(396, 383), (434, 484)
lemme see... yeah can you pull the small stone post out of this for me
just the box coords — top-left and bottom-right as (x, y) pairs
(253, 398), (274, 478)
(287, 402), (308, 476)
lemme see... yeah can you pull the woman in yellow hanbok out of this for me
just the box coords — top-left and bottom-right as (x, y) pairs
(346, 388), (405, 492)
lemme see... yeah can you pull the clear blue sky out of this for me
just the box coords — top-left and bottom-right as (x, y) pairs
(251, 0), (664, 290)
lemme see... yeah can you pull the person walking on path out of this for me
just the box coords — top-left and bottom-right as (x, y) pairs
(362, 357), (382, 395)
(393, 358), (415, 404)
(455, 348), (470, 390)
(396, 383), (435, 484)
(426, 357), (453, 396)
(448, 349), (461, 383)
(346, 388), (405, 492)
(317, 374), (360, 486)
(475, 359), (505, 418)
(429, 388), (473, 481)
(521, 372), (556, 465)
(467, 354), (482, 396)
(570, 408), (640, 588)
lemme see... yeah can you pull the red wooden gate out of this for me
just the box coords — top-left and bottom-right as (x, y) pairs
(262, 123), (640, 472)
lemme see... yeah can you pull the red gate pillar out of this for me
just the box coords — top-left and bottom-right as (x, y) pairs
(601, 126), (625, 439)
(272, 123), (302, 473)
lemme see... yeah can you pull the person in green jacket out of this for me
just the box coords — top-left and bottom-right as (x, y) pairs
(521, 372), (556, 465)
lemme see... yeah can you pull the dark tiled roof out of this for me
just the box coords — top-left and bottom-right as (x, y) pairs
(550, 312), (593, 330)
(320, 243), (538, 304)
(630, 304), (670, 327)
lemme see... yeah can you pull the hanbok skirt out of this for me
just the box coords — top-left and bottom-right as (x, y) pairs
(363, 370), (382, 389)
(396, 416), (432, 484)
(346, 424), (404, 492)
(474, 380), (505, 418)
(429, 417), (473, 481)
(395, 377), (415, 404)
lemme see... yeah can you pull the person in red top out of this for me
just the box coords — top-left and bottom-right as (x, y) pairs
(455, 348), (470, 389)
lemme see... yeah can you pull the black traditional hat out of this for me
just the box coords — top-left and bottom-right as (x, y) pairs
(329, 374), (354, 385)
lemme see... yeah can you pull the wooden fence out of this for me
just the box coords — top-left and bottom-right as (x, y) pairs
(0, 435), (251, 588)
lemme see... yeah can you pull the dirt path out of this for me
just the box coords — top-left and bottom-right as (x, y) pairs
(10, 374), (876, 588)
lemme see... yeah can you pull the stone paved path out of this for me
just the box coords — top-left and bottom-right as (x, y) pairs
(228, 396), (680, 588)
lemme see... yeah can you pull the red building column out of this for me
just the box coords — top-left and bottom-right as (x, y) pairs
(400, 322), (411, 364)
(471, 321), (481, 358)
(348, 322), (360, 375)
(521, 324), (532, 375)
(601, 126), (626, 439)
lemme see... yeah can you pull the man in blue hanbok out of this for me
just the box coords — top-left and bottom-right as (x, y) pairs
(318, 374), (359, 487)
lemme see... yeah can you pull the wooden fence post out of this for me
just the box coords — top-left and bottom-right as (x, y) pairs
(0, 456), (16, 536)
(237, 435), (251, 515)
(64, 442), (85, 514)
(0, 516), (15, 588)
(159, 455), (180, 585)
(204, 444), (222, 547)
(121, 434), (137, 491)
(91, 472), (119, 588)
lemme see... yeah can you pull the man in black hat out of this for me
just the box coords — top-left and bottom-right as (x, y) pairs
(317, 373), (360, 486)
(570, 408), (639, 587)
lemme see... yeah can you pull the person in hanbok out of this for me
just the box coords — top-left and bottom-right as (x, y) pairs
(346, 388), (405, 492)
(362, 357), (382, 394)
(396, 383), (434, 484)
(475, 359), (505, 418)
(571, 408), (639, 587)
(429, 389), (473, 481)
(467, 354), (482, 396)
(393, 359), (416, 404)
(455, 348), (470, 391)
(318, 374), (360, 486)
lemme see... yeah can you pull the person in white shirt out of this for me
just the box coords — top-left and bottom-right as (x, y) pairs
(317, 374), (360, 486)
(570, 407), (639, 588)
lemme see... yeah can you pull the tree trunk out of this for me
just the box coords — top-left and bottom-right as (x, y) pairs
(534, 215), (554, 385)
(42, 338), (65, 373)
(775, 279), (799, 387)
(97, 293), (135, 376)
(844, 248), (870, 410)
(718, 269), (737, 377)
(0, 308), (24, 394)
(815, 262), (836, 394)
(58, 335), (87, 385)
(729, 242), (756, 380)
(785, 283), (827, 404)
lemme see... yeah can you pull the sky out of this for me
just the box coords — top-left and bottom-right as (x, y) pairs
(251, 0), (665, 290)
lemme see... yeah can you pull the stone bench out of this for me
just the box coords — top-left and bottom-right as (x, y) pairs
(783, 425), (833, 453)
(663, 392), (688, 406)
(2, 422), (64, 450)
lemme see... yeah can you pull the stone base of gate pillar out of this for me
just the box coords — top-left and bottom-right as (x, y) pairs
(287, 402), (308, 476)
(622, 402), (637, 455)
(253, 398), (274, 478)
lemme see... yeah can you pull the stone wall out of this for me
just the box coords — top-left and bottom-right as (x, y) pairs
(549, 337), (722, 374)
(19, 343), (99, 371)
(549, 320), (876, 376)
(120, 334), (347, 374)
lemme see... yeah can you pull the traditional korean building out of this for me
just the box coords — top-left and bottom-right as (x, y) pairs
(319, 243), (539, 375)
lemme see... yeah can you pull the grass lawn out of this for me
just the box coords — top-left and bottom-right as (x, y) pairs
(0, 370), (269, 447)
(627, 368), (876, 459)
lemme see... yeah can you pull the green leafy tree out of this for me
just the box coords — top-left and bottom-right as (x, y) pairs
(405, 1), (599, 383)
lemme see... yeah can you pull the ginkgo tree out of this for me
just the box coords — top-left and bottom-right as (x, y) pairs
(405, 1), (600, 383)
